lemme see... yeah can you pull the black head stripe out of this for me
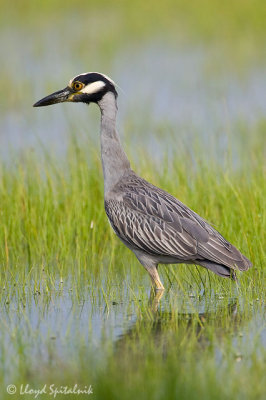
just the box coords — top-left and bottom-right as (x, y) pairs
(73, 91), (107, 104)
(72, 73), (117, 98)
(73, 73), (106, 84)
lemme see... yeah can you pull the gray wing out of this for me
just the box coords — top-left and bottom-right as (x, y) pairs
(105, 198), (198, 260)
(105, 173), (251, 271)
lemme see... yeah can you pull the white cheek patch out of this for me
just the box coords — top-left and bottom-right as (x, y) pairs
(69, 72), (116, 88)
(80, 81), (106, 94)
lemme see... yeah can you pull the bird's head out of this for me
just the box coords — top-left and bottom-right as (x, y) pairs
(33, 72), (117, 107)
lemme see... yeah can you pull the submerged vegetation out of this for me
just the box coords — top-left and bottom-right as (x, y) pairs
(0, 125), (265, 398)
(0, 0), (265, 399)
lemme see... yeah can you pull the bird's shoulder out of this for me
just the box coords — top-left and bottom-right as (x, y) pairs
(104, 171), (198, 258)
(105, 170), (212, 245)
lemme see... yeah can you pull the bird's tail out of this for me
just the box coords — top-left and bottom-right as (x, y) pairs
(197, 261), (237, 280)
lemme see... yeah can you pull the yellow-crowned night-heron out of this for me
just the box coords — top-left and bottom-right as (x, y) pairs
(34, 72), (252, 290)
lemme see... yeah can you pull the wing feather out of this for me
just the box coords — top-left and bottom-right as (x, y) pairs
(105, 200), (197, 259)
(105, 172), (251, 271)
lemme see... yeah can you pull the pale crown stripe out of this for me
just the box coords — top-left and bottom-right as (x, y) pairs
(69, 72), (116, 87)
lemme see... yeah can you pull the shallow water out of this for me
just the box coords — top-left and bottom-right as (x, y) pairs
(1, 28), (266, 163)
(0, 275), (265, 383)
(1, 22), (265, 392)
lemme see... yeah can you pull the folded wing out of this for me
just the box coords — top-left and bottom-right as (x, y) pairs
(105, 173), (251, 271)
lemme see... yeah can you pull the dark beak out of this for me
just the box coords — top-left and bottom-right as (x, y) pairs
(33, 87), (73, 107)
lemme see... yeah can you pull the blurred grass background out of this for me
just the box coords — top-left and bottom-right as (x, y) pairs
(0, 1), (265, 399)
(2, 0), (266, 48)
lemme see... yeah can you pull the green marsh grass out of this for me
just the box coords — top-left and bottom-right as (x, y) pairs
(0, 120), (265, 399)
(1, 0), (265, 398)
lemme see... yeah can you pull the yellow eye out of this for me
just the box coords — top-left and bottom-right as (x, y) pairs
(72, 81), (83, 91)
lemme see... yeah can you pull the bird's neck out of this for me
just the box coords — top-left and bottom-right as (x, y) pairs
(98, 92), (130, 194)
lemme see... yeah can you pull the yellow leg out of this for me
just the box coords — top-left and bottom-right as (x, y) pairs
(133, 251), (165, 291)
(149, 288), (165, 312)
(147, 266), (165, 291)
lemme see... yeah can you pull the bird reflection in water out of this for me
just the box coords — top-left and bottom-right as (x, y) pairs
(115, 289), (242, 358)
